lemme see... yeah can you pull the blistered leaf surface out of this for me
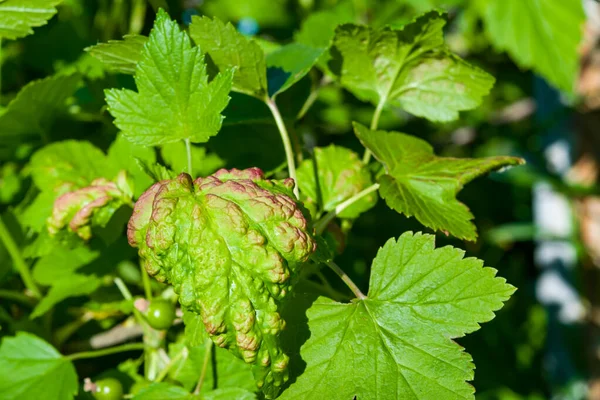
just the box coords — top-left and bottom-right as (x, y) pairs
(128, 168), (317, 398)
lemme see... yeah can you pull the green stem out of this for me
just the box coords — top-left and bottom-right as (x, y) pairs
(266, 98), (299, 198)
(185, 139), (193, 176)
(325, 260), (366, 300)
(114, 277), (133, 301)
(140, 264), (153, 300)
(315, 183), (380, 234)
(0, 289), (36, 306)
(193, 339), (213, 394)
(155, 347), (187, 383)
(362, 99), (385, 164)
(0, 218), (41, 298)
(296, 75), (332, 121)
(0, 37), (3, 105)
(67, 342), (145, 361)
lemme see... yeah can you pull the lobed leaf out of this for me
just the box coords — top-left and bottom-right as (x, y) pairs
(280, 232), (515, 400)
(105, 10), (234, 146)
(354, 123), (524, 241)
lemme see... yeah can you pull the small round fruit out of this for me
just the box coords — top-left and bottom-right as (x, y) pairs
(93, 378), (123, 400)
(146, 299), (176, 330)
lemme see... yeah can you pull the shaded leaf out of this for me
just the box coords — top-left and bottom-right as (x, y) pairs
(266, 44), (324, 97)
(189, 16), (267, 99)
(477, 0), (584, 92)
(0, 0), (62, 40)
(0, 75), (80, 145)
(332, 11), (493, 122)
(297, 145), (377, 219)
(30, 274), (102, 319)
(86, 35), (148, 75)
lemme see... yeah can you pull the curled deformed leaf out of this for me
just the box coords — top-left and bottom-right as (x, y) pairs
(48, 171), (133, 240)
(127, 168), (317, 398)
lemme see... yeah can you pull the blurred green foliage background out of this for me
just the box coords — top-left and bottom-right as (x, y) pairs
(0, 0), (595, 398)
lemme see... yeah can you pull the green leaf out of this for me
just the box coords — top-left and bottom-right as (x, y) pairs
(85, 35), (148, 75)
(295, 1), (355, 73)
(136, 159), (177, 182)
(29, 140), (113, 192)
(132, 382), (195, 400)
(182, 312), (257, 393)
(30, 274), (102, 319)
(296, 145), (377, 219)
(280, 232), (515, 400)
(168, 338), (256, 393)
(354, 123), (524, 241)
(105, 10), (234, 146)
(332, 11), (494, 122)
(477, 0), (584, 92)
(108, 133), (156, 197)
(0, 332), (78, 399)
(266, 43), (324, 98)
(160, 141), (224, 178)
(33, 244), (100, 285)
(203, 388), (256, 400)
(189, 16), (267, 99)
(0, 0), (62, 40)
(0, 75), (80, 145)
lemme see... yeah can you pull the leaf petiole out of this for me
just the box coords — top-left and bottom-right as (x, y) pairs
(185, 138), (193, 176)
(362, 99), (385, 164)
(315, 183), (380, 234)
(266, 98), (300, 198)
(66, 342), (145, 361)
(325, 260), (366, 300)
